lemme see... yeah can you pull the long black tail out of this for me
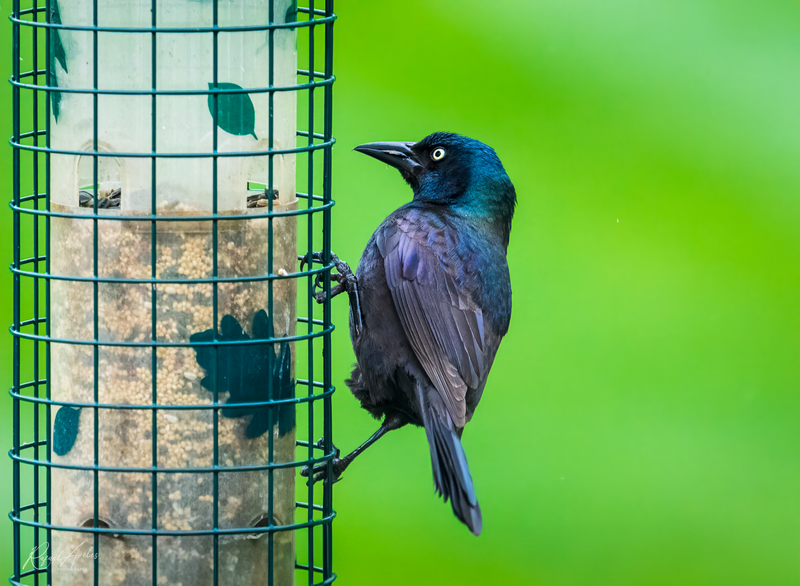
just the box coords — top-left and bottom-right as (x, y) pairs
(424, 408), (482, 536)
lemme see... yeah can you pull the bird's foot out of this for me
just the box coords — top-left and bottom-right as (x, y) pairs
(298, 251), (359, 305)
(300, 438), (346, 485)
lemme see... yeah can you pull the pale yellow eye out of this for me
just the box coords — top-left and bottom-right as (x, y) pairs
(431, 147), (446, 161)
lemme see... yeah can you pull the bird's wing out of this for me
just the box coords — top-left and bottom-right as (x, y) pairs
(377, 213), (488, 428)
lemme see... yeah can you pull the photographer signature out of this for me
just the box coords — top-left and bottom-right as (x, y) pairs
(24, 542), (99, 572)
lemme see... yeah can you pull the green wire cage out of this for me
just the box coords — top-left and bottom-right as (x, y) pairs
(9, 0), (336, 584)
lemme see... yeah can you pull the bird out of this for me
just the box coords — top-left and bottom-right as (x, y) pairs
(301, 132), (516, 535)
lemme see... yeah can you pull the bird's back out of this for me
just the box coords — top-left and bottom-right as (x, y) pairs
(349, 202), (511, 426)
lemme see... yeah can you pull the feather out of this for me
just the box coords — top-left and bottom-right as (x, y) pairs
(379, 212), (498, 428)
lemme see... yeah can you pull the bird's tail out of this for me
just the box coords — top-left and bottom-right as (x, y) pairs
(424, 405), (483, 536)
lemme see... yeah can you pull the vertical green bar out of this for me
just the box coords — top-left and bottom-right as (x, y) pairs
(11, 0), (22, 579)
(91, 0), (101, 582)
(322, 1), (335, 580)
(211, 2), (220, 585)
(44, 1), (54, 583)
(306, 1), (316, 583)
(267, 4), (277, 586)
(150, 1), (159, 584)
(31, 0), (42, 581)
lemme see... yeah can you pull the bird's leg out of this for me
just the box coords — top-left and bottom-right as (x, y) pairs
(298, 251), (364, 337)
(301, 414), (406, 485)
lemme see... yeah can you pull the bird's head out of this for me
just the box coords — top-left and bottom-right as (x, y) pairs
(354, 133), (516, 225)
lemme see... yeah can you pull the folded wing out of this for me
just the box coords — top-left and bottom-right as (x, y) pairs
(377, 214), (490, 428)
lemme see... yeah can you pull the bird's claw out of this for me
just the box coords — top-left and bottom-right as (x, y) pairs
(298, 251), (324, 273)
(298, 251), (358, 305)
(301, 459), (346, 486)
(300, 438), (343, 486)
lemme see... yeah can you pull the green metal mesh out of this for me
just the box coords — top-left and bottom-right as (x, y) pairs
(9, 1), (337, 584)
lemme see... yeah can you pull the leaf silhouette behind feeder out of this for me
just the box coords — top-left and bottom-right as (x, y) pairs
(190, 310), (295, 439)
(53, 406), (81, 456)
(285, 0), (298, 30)
(207, 82), (258, 140)
(48, 0), (67, 121)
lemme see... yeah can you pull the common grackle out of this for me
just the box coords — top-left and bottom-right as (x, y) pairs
(302, 132), (516, 536)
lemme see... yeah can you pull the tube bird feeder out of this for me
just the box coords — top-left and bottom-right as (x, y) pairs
(10, 1), (337, 584)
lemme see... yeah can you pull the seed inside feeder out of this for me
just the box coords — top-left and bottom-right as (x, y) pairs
(47, 0), (300, 582)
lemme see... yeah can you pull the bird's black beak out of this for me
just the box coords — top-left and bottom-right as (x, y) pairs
(354, 141), (423, 176)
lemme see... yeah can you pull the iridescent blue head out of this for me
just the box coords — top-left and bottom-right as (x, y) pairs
(355, 132), (516, 240)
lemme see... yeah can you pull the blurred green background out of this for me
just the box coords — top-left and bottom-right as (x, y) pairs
(3, 0), (800, 584)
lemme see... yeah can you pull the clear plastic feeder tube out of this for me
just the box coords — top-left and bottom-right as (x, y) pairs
(47, 1), (298, 584)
